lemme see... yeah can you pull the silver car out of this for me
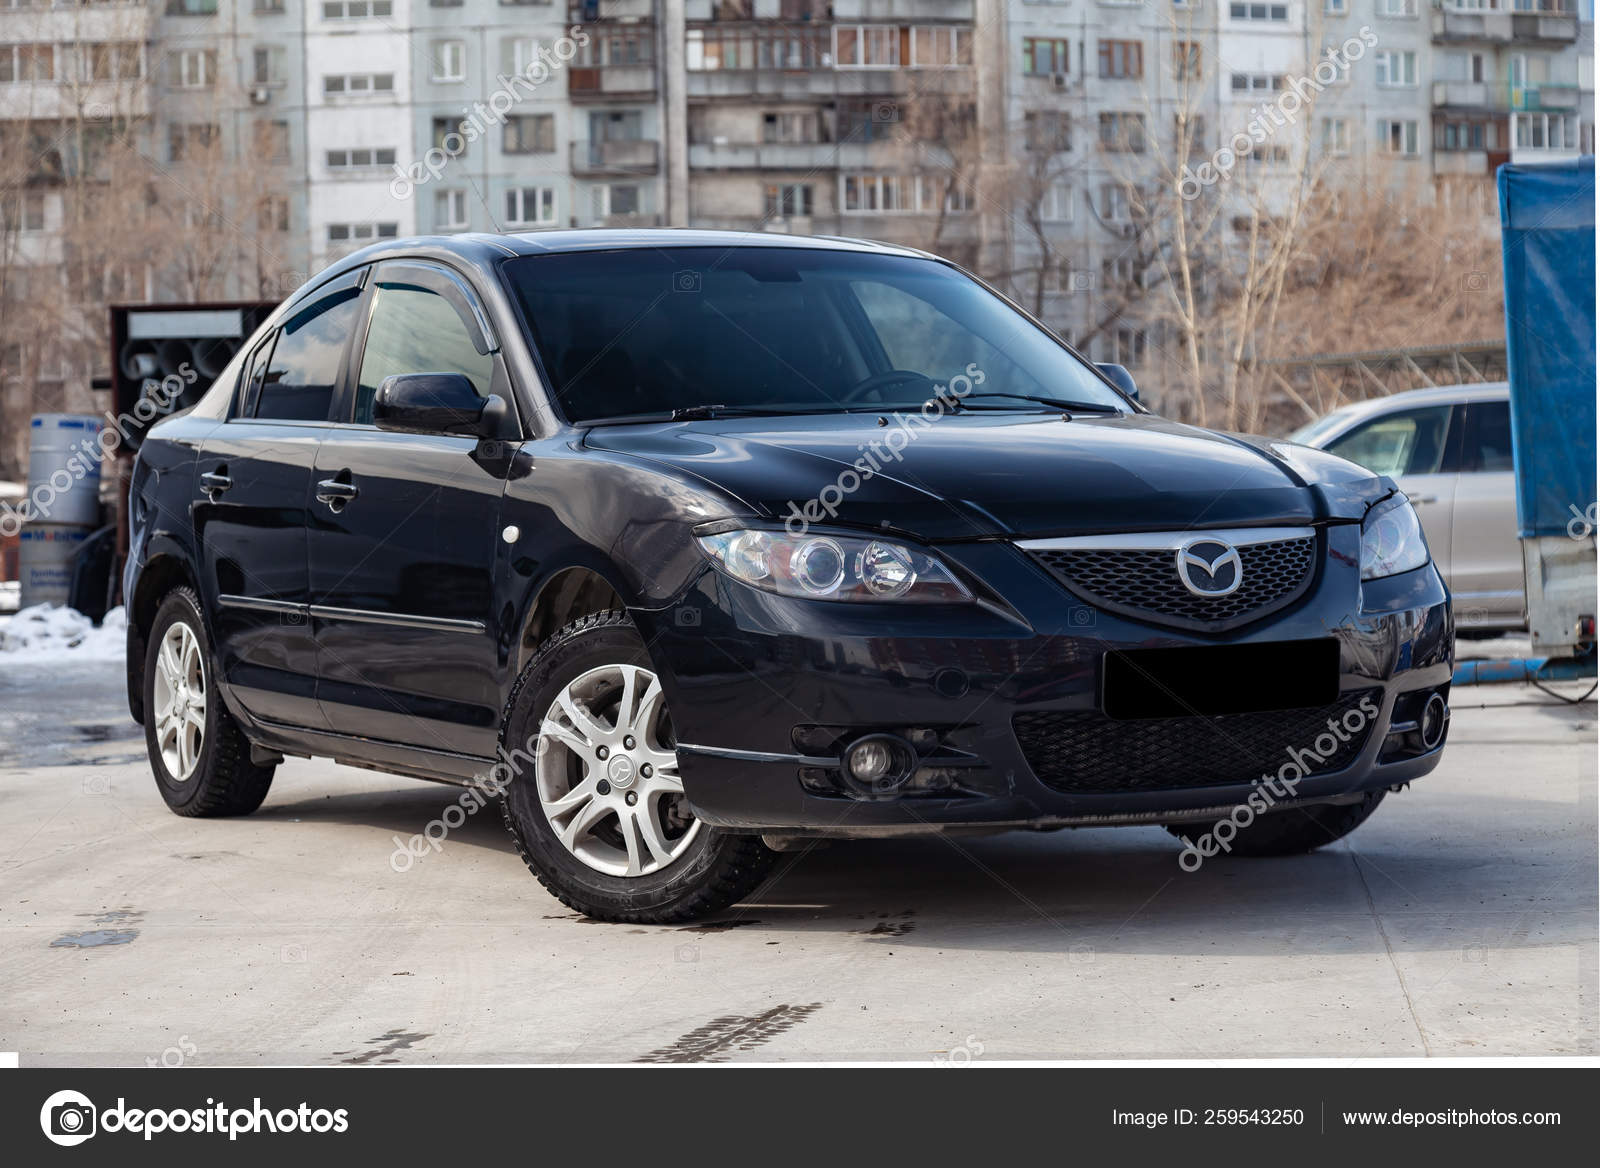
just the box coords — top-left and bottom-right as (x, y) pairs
(1290, 383), (1524, 631)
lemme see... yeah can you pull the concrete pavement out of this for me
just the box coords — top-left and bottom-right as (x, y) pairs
(1, 660), (1593, 1063)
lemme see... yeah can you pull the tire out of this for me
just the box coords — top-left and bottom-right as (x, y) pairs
(143, 587), (275, 817)
(499, 610), (776, 923)
(1165, 790), (1386, 857)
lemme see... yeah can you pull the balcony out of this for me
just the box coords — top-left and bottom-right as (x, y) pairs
(568, 64), (657, 100)
(570, 138), (660, 174)
(688, 141), (903, 170)
(1432, 80), (1583, 111)
(1432, 2), (1578, 45)
(568, 0), (656, 23)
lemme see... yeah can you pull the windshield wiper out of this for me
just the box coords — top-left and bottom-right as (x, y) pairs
(956, 392), (1123, 413)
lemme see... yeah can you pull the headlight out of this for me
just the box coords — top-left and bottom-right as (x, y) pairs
(1360, 494), (1430, 581)
(696, 529), (973, 603)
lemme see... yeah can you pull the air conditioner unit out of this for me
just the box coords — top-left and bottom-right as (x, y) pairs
(250, 87), (272, 105)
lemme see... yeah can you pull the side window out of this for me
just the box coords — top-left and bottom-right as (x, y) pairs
(1325, 405), (1454, 477)
(255, 285), (363, 421)
(1460, 400), (1514, 473)
(236, 335), (273, 418)
(353, 280), (495, 425)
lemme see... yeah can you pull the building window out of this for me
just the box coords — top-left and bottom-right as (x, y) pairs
(327, 221), (399, 243)
(82, 42), (143, 82)
(1098, 41), (1144, 80)
(763, 111), (823, 144)
(1175, 113), (1207, 156)
(1024, 111), (1072, 153)
(765, 183), (814, 217)
(167, 0), (220, 13)
(323, 73), (395, 96)
(1173, 42), (1201, 81)
(1228, 2), (1288, 18)
(1111, 327), (1146, 368)
(435, 189), (469, 230)
(834, 26), (900, 68)
(1321, 117), (1350, 155)
(253, 119), (291, 161)
(4, 191), (47, 232)
(431, 40), (465, 82)
(1377, 119), (1420, 156)
(322, 1), (393, 18)
(1375, 0), (1417, 16)
(170, 49), (215, 89)
(1513, 112), (1579, 150)
(252, 45), (285, 86)
(1099, 183), (1131, 222)
(1230, 72), (1284, 94)
(841, 173), (970, 214)
(1022, 38), (1069, 76)
(168, 123), (218, 161)
(503, 114), (555, 154)
(1041, 181), (1074, 222)
(432, 116), (468, 157)
(0, 44), (56, 83)
(1326, 0), (1347, 10)
(1098, 112), (1147, 152)
(326, 147), (397, 168)
(506, 186), (556, 226)
(259, 195), (290, 233)
(1374, 51), (1417, 87)
(911, 27), (971, 67)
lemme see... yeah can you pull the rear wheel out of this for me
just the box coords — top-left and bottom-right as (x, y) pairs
(143, 587), (275, 817)
(1165, 791), (1386, 857)
(500, 611), (776, 922)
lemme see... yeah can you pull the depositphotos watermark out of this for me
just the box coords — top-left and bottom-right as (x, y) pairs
(389, 26), (590, 200)
(40, 1090), (348, 1146)
(1179, 27), (1378, 201)
(1174, 692), (1380, 872)
(389, 731), (541, 871)
(783, 363), (986, 536)
(0, 365), (197, 539)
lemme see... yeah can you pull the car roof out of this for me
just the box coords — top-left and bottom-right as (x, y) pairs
(1310, 381), (1510, 431)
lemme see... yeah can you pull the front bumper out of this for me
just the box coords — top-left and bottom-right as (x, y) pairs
(635, 526), (1454, 836)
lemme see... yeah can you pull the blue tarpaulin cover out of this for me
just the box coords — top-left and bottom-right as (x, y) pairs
(1497, 157), (1597, 539)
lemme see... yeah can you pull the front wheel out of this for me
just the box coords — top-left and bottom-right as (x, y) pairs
(499, 611), (776, 923)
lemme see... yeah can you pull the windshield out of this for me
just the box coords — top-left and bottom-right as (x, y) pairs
(1287, 407), (1359, 447)
(502, 246), (1129, 424)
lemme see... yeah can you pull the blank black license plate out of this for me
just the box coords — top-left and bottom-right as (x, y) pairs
(1102, 639), (1340, 720)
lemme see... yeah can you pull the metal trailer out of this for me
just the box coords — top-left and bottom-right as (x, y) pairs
(1496, 157), (1597, 665)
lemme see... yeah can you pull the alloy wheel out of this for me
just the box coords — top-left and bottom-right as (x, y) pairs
(152, 621), (207, 782)
(535, 663), (700, 877)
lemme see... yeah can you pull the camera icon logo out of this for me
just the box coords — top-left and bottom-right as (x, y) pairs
(40, 1090), (97, 1147)
(1460, 271), (1489, 292)
(1068, 606), (1096, 628)
(1068, 270), (1096, 293)
(280, 609), (307, 627)
(675, 606), (701, 628)
(672, 269), (702, 293)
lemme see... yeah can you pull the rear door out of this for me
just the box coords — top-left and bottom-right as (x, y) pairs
(195, 269), (367, 729)
(1323, 403), (1462, 577)
(1451, 397), (1525, 625)
(308, 259), (513, 757)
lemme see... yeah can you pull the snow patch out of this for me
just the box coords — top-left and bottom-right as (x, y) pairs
(0, 603), (126, 664)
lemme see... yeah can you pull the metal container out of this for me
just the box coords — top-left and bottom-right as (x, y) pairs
(26, 414), (105, 529)
(17, 524), (91, 608)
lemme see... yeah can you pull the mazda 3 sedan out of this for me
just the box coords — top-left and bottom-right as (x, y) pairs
(126, 231), (1453, 921)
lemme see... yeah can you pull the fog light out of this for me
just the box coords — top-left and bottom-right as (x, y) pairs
(841, 733), (915, 797)
(1420, 693), (1448, 750)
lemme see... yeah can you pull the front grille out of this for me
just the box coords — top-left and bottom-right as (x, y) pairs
(1028, 535), (1316, 630)
(1014, 689), (1380, 794)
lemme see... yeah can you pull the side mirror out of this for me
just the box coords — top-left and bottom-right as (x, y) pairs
(374, 373), (507, 437)
(1096, 362), (1139, 403)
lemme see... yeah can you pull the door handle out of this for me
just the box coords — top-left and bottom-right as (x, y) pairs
(199, 469), (232, 499)
(316, 477), (359, 511)
(1407, 493), (1438, 506)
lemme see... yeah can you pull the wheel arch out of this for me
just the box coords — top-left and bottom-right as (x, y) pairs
(515, 564), (631, 675)
(126, 550), (201, 724)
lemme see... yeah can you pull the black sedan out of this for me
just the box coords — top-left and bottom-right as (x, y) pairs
(124, 231), (1452, 921)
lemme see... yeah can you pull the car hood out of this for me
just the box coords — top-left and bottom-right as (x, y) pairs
(583, 411), (1389, 541)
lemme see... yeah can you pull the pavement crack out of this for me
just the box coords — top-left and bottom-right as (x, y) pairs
(1348, 844), (1432, 1057)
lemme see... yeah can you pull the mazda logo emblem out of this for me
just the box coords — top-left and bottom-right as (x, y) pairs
(1175, 539), (1243, 597)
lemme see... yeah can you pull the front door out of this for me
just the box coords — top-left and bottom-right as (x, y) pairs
(308, 260), (512, 758)
(195, 271), (366, 729)
(1451, 398), (1524, 625)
